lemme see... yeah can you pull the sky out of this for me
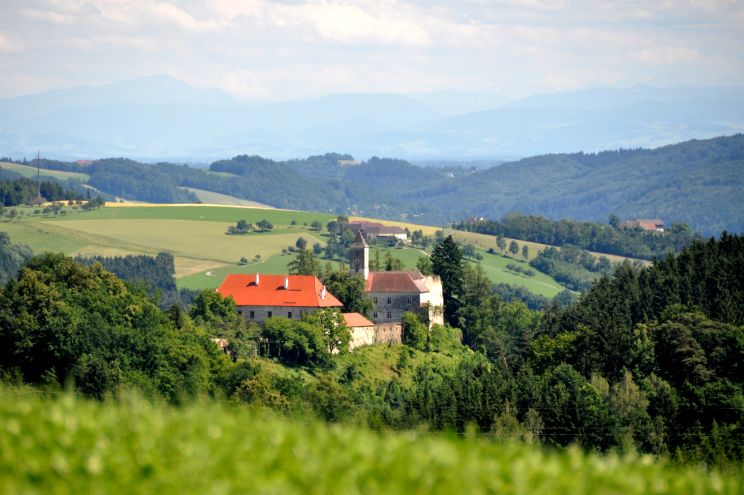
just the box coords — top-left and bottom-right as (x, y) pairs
(1, 0), (743, 101)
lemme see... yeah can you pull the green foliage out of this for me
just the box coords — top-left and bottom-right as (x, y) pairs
(321, 269), (374, 316)
(287, 247), (321, 276)
(260, 317), (332, 369)
(0, 253), (229, 401)
(431, 235), (464, 327)
(2, 387), (741, 495)
(416, 255), (433, 276)
(401, 312), (428, 351)
(302, 308), (351, 355)
(0, 232), (32, 285)
(458, 214), (698, 260)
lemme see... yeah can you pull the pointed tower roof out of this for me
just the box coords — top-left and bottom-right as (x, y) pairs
(352, 230), (368, 247)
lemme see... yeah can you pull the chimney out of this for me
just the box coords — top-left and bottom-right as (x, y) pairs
(284, 276), (289, 289)
(255, 273), (260, 285)
(321, 286), (326, 300)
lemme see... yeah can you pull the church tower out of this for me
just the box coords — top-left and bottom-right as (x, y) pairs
(349, 231), (369, 280)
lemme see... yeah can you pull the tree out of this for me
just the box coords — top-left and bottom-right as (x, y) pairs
(522, 244), (529, 259)
(295, 237), (308, 250)
(322, 269), (374, 316)
(256, 219), (273, 231)
(312, 242), (323, 256)
(190, 289), (242, 331)
(509, 240), (519, 256)
(311, 220), (323, 231)
(303, 308), (350, 354)
(496, 235), (506, 253)
(416, 255), (433, 276)
(260, 318), (331, 368)
(609, 214), (620, 229)
(287, 248), (320, 276)
(384, 251), (403, 271)
(431, 235), (464, 327)
(402, 312), (428, 351)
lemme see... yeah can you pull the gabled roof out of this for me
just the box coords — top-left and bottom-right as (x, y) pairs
(217, 274), (343, 308)
(622, 218), (665, 231)
(365, 271), (429, 293)
(342, 312), (374, 328)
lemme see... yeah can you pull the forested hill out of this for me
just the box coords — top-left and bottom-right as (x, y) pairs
(410, 134), (744, 235)
(16, 134), (744, 235)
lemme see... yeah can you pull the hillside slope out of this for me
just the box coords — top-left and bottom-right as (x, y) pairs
(411, 134), (744, 235)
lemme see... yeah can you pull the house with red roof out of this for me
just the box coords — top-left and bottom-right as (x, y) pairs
(621, 218), (665, 232)
(216, 273), (342, 325)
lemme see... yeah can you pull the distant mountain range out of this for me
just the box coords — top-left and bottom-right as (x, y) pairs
(1, 75), (744, 161)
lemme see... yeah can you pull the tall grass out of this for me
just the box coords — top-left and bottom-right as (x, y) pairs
(0, 386), (740, 494)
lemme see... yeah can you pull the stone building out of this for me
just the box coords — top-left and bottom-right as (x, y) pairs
(348, 221), (408, 242)
(349, 232), (444, 327)
(216, 273), (342, 324)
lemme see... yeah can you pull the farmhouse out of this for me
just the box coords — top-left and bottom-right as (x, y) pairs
(216, 273), (342, 324)
(348, 221), (408, 242)
(349, 232), (444, 327)
(622, 218), (665, 232)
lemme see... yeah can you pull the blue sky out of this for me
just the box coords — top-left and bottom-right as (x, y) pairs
(1, 0), (743, 100)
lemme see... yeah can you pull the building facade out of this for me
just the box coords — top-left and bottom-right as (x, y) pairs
(216, 273), (343, 325)
(349, 232), (444, 327)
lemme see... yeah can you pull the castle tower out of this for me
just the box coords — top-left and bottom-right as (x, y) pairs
(349, 230), (369, 280)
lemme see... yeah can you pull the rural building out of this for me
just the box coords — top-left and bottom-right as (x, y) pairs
(216, 273), (342, 324)
(622, 218), (665, 232)
(343, 312), (403, 351)
(349, 232), (444, 327)
(348, 221), (408, 242)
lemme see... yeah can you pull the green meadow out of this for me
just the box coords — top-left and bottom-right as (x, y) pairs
(0, 386), (739, 495)
(0, 204), (566, 295)
(0, 161), (90, 181)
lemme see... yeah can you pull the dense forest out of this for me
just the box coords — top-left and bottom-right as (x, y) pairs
(0, 176), (83, 206)
(18, 134), (744, 235)
(0, 232), (741, 466)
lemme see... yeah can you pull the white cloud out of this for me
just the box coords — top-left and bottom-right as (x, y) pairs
(271, 2), (431, 46)
(0, 0), (742, 99)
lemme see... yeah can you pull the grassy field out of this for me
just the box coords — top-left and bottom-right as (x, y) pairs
(0, 204), (567, 295)
(180, 187), (275, 208)
(0, 386), (739, 495)
(470, 250), (564, 297)
(0, 161), (90, 181)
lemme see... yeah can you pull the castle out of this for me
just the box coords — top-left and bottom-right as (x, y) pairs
(350, 231), (444, 327)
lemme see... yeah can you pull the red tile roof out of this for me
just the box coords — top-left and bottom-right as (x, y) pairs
(217, 274), (343, 308)
(365, 271), (429, 293)
(342, 312), (374, 328)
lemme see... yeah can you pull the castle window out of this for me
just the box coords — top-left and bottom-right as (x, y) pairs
(374, 297), (378, 303)
(268, 311), (272, 318)
(373, 312), (378, 318)
(288, 311), (292, 318)
(407, 297), (412, 304)
(249, 311), (254, 319)
(386, 311), (392, 318)
(387, 297), (392, 304)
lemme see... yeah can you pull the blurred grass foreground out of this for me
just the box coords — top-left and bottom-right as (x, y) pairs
(0, 386), (741, 495)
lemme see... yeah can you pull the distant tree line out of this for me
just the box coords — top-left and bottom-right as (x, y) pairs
(0, 177), (82, 206)
(455, 214), (699, 260)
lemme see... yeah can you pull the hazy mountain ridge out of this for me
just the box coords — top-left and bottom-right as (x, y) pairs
(2, 76), (744, 161)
